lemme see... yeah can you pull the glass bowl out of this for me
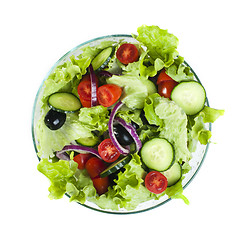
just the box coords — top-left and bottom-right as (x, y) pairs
(32, 34), (211, 214)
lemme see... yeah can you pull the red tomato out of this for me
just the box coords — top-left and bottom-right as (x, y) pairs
(73, 153), (92, 170)
(97, 84), (122, 107)
(80, 98), (91, 108)
(157, 69), (173, 85)
(98, 138), (120, 163)
(77, 74), (98, 105)
(77, 75), (92, 101)
(116, 43), (139, 65)
(92, 176), (110, 195)
(85, 157), (107, 179)
(145, 171), (168, 194)
(158, 80), (178, 99)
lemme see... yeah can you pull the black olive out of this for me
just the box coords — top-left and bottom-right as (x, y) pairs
(44, 109), (66, 130)
(113, 124), (134, 146)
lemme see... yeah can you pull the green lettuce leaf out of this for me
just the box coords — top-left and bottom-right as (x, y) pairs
(116, 105), (143, 127)
(106, 67), (157, 109)
(66, 169), (96, 203)
(37, 159), (78, 199)
(165, 56), (194, 82)
(139, 51), (164, 78)
(143, 93), (163, 126)
(78, 105), (109, 135)
(37, 159), (96, 203)
(91, 153), (154, 210)
(199, 106), (225, 123)
(165, 178), (189, 205)
(154, 97), (191, 163)
(191, 106), (224, 145)
(42, 56), (90, 102)
(136, 25), (179, 67)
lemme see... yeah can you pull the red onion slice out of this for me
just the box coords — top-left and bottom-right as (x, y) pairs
(56, 144), (102, 160)
(89, 64), (98, 107)
(114, 117), (142, 152)
(108, 101), (130, 155)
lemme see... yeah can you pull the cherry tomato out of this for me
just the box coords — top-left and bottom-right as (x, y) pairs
(73, 153), (92, 170)
(97, 84), (122, 107)
(77, 75), (92, 101)
(158, 80), (178, 99)
(77, 74), (98, 104)
(157, 69), (173, 85)
(98, 138), (120, 163)
(80, 98), (91, 108)
(92, 176), (110, 195)
(116, 43), (139, 65)
(85, 157), (107, 179)
(145, 171), (168, 194)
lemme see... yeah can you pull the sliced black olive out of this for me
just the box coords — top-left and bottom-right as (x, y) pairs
(44, 109), (66, 130)
(113, 124), (134, 146)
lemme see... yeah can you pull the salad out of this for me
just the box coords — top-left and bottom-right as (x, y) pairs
(34, 25), (224, 211)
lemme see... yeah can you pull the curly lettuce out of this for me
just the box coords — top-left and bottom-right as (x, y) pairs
(136, 25), (179, 67)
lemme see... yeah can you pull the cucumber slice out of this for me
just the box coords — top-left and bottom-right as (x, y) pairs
(76, 135), (99, 147)
(162, 162), (182, 187)
(141, 138), (174, 171)
(48, 92), (81, 113)
(100, 155), (131, 178)
(91, 47), (115, 71)
(171, 81), (206, 115)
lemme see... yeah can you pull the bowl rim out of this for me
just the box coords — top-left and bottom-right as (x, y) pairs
(32, 34), (211, 214)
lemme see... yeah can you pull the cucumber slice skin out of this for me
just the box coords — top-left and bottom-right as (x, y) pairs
(162, 162), (182, 187)
(76, 135), (99, 147)
(48, 92), (82, 113)
(141, 138), (174, 172)
(171, 81), (206, 115)
(91, 47), (115, 71)
(100, 155), (131, 178)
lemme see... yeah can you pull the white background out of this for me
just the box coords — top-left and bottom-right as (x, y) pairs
(1, 0), (244, 239)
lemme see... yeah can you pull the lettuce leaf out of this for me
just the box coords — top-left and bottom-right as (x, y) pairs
(78, 105), (109, 135)
(143, 93), (163, 126)
(165, 178), (189, 205)
(90, 153), (154, 210)
(106, 64), (157, 109)
(139, 51), (164, 78)
(37, 159), (96, 203)
(154, 97), (192, 163)
(116, 105), (143, 127)
(165, 56), (194, 82)
(42, 56), (90, 102)
(191, 106), (224, 145)
(37, 159), (78, 199)
(136, 25), (179, 67)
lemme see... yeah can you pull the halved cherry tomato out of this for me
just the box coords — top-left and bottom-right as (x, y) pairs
(77, 75), (92, 101)
(157, 69), (173, 85)
(97, 84), (122, 107)
(116, 43), (139, 65)
(80, 98), (91, 108)
(92, 176), (110, 195)
(98, 138), (120, 163)
(145, 171), (168, 194)
(77, 74), (98, 106)
(73, 153), (92, 170)
(158, 80), (178, 99)
(85, 157), (107, 179)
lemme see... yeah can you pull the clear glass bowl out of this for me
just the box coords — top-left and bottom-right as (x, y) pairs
(32, 34), (211, 214)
